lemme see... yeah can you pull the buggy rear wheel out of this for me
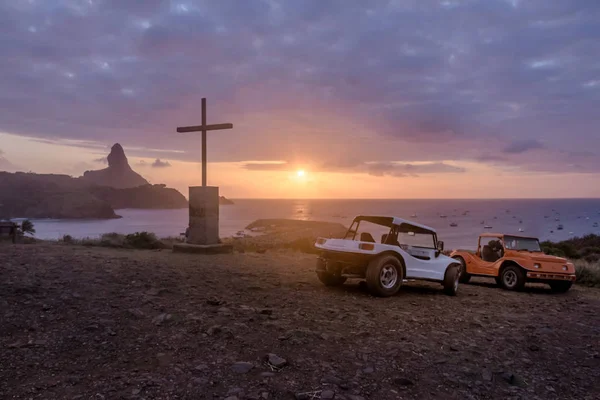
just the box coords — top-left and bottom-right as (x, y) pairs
(365, 255), (403, 297)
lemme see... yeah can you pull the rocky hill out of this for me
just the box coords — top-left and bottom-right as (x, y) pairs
(0, 144), (189, 219)
(91, 184), (187, 209)
(82, 143), (149, 188)
(0, 172), (118, 219)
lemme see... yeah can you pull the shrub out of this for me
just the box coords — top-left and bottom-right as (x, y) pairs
(100, 232), (126, 247)
(124, 232), (162, 249)
(574, 261), (600, 287)
(20, 220), (35, 236)
(62, 234), (74, 243)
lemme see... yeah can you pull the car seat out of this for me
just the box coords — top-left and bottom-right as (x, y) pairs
(360, 232), (376, 243)
(482, 245), (499, 262)
(381, 234), (400, 246)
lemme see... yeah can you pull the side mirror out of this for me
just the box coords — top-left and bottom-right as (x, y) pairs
(437, 241), (445, 252)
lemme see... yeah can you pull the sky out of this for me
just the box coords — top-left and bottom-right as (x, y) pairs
(1, 0), (599, 198)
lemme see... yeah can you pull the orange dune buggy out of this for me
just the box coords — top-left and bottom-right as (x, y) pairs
(450, 233), (576, 292)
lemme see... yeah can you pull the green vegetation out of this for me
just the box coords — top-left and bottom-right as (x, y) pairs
(20, 220), (35, 236)
(60, 232), (183, 250)
(541, 234), (600, 262)
(541, 234), (600, 287)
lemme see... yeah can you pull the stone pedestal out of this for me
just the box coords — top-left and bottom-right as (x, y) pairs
(187, 186), (220, 245)
(172, 185), (233, 254)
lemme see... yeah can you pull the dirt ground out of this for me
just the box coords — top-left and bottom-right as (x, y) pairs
(1, 243), (599, 400)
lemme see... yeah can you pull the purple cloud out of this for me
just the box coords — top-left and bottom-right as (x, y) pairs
(503, 139), (545, 154)
(0, 0), (598, 174)
(151, 158), (171, 168)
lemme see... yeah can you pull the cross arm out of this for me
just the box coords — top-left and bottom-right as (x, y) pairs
(177, 123), (233, 133)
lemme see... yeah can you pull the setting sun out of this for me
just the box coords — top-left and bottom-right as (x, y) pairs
(297, 170), (305, 177)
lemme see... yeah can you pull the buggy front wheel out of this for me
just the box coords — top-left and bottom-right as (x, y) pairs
(443, 263), (460, 296)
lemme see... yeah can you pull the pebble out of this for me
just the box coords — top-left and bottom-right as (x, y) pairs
(321, 389), (335, 399)
(206, 325), (222, 336)
(347, 395), (366, 400)
(127, 308), (145, 318)
(502, 373), (527, 387)
(259, 308), (273, 315)
(528, 344), (540, 352)
(267, 353), (287, 368)
(482, 369), (493, 382)
(206, 298), (224, 306)
(394, 377), (414, 386)
(231, 361), (254, 374)
(152, 313), (172, 326)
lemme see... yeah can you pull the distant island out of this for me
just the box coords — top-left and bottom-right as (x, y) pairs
(0, 143), (240, 220)
(220, 196), (234, 205)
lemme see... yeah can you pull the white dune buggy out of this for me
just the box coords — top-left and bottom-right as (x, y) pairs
(314, 215), (461, 297)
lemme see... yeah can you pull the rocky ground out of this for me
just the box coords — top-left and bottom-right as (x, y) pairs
(1, 243), (599, 400)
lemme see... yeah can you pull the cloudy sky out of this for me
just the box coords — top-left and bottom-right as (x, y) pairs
(1, 0), (599, 198)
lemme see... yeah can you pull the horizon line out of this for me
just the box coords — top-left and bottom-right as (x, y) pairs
(220, 197), (600, 201)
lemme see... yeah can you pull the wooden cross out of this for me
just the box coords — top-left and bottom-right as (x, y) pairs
(176, 98), (233, 186)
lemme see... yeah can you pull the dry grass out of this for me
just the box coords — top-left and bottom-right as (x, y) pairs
(60, 232), (181, 250)
(573, 260), (600, 287)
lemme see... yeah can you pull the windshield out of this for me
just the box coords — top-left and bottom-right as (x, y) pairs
(504, 236), (541, 252)
(345, 220), (392, 242)
(398, 231), (436, 249)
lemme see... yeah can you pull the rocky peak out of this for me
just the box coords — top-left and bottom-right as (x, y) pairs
(106, 143), (129, 169)
(81, 143), (149, 189)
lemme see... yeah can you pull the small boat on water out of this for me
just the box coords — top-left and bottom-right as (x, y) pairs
(593, 222), (599, 228)
(557, 224), (564, 230)
(518, 228), (524, 232)
(410, 214), (417, 218)
(484, 225), (493, 229)
(519, 220), (523, 224)
(440, 214), (447, 218)
(555, 217), (560, 221)
(450, 222), (458, 227)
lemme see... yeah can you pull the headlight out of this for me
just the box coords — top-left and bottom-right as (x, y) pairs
(534, 263), (541, 269)
(562, 266), (568, 271)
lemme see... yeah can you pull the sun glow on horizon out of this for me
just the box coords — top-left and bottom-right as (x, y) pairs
(297, 169), (305, 177)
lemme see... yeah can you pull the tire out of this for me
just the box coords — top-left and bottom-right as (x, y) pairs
(549, 281), (572, 293)
(452, 256), (471, 283)
(443, 263), (460, 296)
(500, 265), (526, 291)
(316, 258), (346, 287)
(365, 255), (403, 297)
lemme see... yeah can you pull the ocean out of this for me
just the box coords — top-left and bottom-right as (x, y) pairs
(18, 199), (600, 250)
